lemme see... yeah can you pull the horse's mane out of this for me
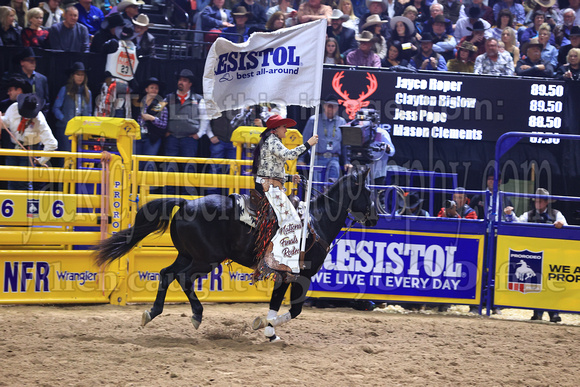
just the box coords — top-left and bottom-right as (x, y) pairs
(310, 172), (357, 215)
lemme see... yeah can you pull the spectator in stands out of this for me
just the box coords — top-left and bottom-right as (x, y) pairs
(48, 5), (90, 52)
(16, 47), (49, 112)
(455, 6), (492, 42)
(459, 20), (488, 56)
(520, 10), (555, 45)
(493, 0), (525, 25)
(474, 37), (515, 75)
(0, 6), (22, 46)
(363, 14), (388, 61)
(558, 26), (580, 67)
(402, 6), (423, 36)
(324, 37), (344, 64)
(397, 191), (430, 216)
(223, 6), (251, 41)
(234, 0), (267, 31)
(135, 77), (167, 159)
(504, 187), (566, 323)
(52, 62), (92, 152)
(471, 171), (511, 220)
(388, 15), (418, 61)
(41, 0), (63, 28)
(524, 0), (561, 28)
(422, 3), (452, 36)
(359, 0), (391, 38)
(554, 8), (576, 48)
(0, 93), (58, 190)
(132, 14), (155, 57)
(440, 0), (463, 26)
(298, 94), (348, 182)
(328, 9), (358, 58)
(538, 22), (558, 68)
(297, 0), (332, 25)
(447, 40), (477, 72)
(406, 0), (429, 24)
(91, 12), (125, 53)
(338, 0), (359, 31)
(205, 109), (237, 195)
(21, 7), (49, 47)
(466, 0), (495, 26)
(410, 32), (448, 70)
(267, 0), (297, 27)
(556, 47), (580, 80)
(117, 0), (143, 30)
(438, 199), (460, 218)
(11, 0), (27, 29)
(490, 8), (514, 41)
(516, 37), (554, 76)
(164, 69), (209, 194)
(200, 0), (234, 32)
(501, 26), (520, 66)
(383, 41), (412, 67)
(346, 30), (382, 66)
(438, 188), (477, 218)
(431, 14), (456, 61)
(75, 0), (104, 36)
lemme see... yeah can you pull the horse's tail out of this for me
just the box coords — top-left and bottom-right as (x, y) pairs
(93, 198), (187, 267)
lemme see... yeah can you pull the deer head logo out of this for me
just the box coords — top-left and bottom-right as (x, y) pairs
(332, 71), (378, 120)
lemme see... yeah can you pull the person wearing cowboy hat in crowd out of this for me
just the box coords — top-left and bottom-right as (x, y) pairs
(362, 13), (388, 61)
(134, 77), (167, 159)
(430, 14), (457, 61)
(410, 32), (448, 70)
(74, 0), (104, 36)
(233, 0), (268, 31)
(222, 6), (251, 43)
(447, 40), (477, 72)
(345, 30), (382, 66)
(48, 4), (90, 52)
(131, 14), (155, 57)
(421, 3), (453, 37)
(474, 37), (515, 74)
(465, 0), (495, 26)
(458, 19), (488, 56)
(52, 62), (92, 153)
(493, 0), (526, 25)
(0, 76), (31, 114)
(359, 0), (391, 38)
(454, 6), (492, 42)
(328, 9), (358, 58)
(91, 12), (125, 53)
(251, 114), (318, 277)
(117, 0), (143, 31)
(558, 26), (580, 67)
(516, 37), (554, 76)
(297, 94), (348, 183)
(387, 15), (418, 61)
(297, 0), (332, 25)
(15, 47), (49, 114)
(162, 69), (208, 195)
(504, 187), (566, 323)
(0, 93), (58, 190)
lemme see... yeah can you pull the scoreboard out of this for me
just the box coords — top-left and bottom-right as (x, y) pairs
(321, 68), (566, 143)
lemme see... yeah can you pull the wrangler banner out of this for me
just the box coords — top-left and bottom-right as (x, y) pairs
(308, 227), (484, 304)
(495, 229), (580, 312)
(203, 19), (327, 119)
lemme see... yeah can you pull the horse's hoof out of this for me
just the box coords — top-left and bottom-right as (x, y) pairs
(191, 316), (201, 330)
(141, 310), (152, 327)
(252, 317), (267, 330)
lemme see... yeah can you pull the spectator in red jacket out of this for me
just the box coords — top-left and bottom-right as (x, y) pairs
(438, 188), (478, 219)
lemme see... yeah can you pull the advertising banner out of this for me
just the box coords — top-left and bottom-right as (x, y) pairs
(495, 234), (580, 312)
(308, 228), (484, 304)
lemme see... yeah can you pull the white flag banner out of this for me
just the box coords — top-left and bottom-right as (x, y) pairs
(203, 19), (327, 119)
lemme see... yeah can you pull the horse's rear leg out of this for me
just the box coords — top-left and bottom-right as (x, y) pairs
(177, 263), (215, 330)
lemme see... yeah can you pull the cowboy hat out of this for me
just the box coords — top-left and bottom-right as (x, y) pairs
(532, 188), (555, 202)
(356, 30), (375, 42)
(3, 76), (32, 94)
(390, 15), (414, 33)
(117, 0), (144, 12)
(142, 77), (165, 92)
(266, 115), (296, 129)
(232, 6), (251, 16)
(569, 26), (580, 36)
(362, 14), (387, 30)
(330, 9), (349, 21)
(467, 20), (487, 32)
(17, 93), (45, 119)
(468, 6), (482, 19)
(101, 12), (125, 29)
(66, 62), (88, 76)
(133, 14), (151, 27)
(15, 47), (41, 62)
(534, 0), (556, 8)
(419, 32), (434, 42)
(525, 37), (544, 52)
(177, 69), (195, 82)
(365, 0), (387, 11)
(456, 40), (477, 52)
(398, 192), (424, 209)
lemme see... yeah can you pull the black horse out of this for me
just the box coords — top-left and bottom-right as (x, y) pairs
(94, 167), (377, 340)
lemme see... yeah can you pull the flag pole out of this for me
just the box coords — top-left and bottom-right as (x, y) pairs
(299, 101), (320, 264)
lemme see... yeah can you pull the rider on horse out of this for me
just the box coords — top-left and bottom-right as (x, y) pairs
(252, 115), (318, 278)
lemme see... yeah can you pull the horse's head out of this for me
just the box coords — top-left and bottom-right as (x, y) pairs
(342, 165), (378, 227)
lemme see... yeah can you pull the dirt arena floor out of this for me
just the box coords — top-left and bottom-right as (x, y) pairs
(1, 302), (579, 386)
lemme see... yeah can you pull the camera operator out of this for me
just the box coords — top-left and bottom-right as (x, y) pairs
(438, 200), (460, 218)
(298, 94), (349, 182)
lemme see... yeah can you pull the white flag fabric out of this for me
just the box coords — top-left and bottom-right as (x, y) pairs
(203, 19), (327, 119)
